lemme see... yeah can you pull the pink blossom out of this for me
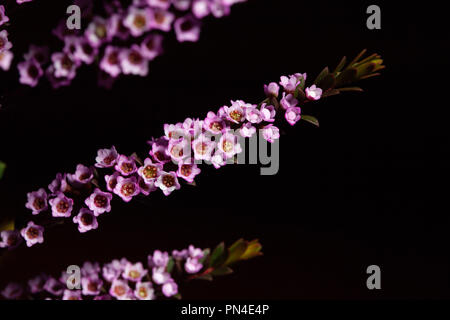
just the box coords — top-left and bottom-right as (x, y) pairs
(73, 208), (98, 233)
(155, 171), (181, 196)
(114, 176), (140, 202)
(20, 221), (44, 247)
(49, 192), (74, 218)
(262, 124), (280, 143)
(285, 106), (302, 126)
(305, 84), (323, 101)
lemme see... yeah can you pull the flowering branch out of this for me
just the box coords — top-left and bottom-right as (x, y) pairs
(0, 50), (384, 252)
(1, 238), (262, 300)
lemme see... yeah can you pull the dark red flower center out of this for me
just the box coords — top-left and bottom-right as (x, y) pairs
(180, 165), (192, 177)
(80, 212), (93, 226)
(33, 198), (45, 210)
(143, 165), (157, 179)
(121, 182), (136, 197)
(162, 175), (175, 188)
(94, 195), (107, 208)
(26, 227), (39, 239)
(121, 162), (134, 174)
(56, 200), (69, 213)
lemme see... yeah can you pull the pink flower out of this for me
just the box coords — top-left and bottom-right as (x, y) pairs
(149, 10), (175, 32)
(115, 154), (138, 176)
(62, 290), (82, 300)
(305, 84), (323, 101)
(260, 103), (276, 122)
(285, 106), (302, 126)
(152, 267), (170, 285)
(120, 45), (149, 76)
(43, 277), (65, 296)
(262, 124), (280, 143)
(0, 230), (22, 249)
(224, 100), (250, 123)
(264, 82), (280, 97)
(280, 92), (298, 110)
(239, 122), (256, 138)
(138, 176), (157, 196)
(177, 160), (201, 183)
(24, 45), (49, 65)
(174, 15), (201, 42)
(20, 221), (44, 247)
(109, 279), (131, 300)
(203, 111), (227, 134)
(49, 193), (74, 218)
(245, 106), (263, 124)
(0, 5), (9, 27)
(0, 50), (13, 71)
(73, 208), (98, 233)
(28, 274), (47, 294)
(134, 282), (155, 300)
(155, 171), (181, 196)
(279, 73), (305, 93)
(138, 158), (163, 183)
(140, 34), (164, 60)
(100, 46), (122, 78)
(95, 146), (119, 168)
(105, 171), (121, 192)
(218, 131), (242, 158)
(51, 52), (79, 79)
(81, 277), (103, 295)
(166, 138), (190, 162)
(123, 262), (148, 282)
(123, 7), (152, 37)
(114, 176), (140, 202)
(173, 0), (192, 11)
(185, 257), (203, 274)
(48, 173), (69, 194)
(18, 59), (44, 87)
(85, 189), (113, 216)
(149, 250), (170, 268)
(162, 279), (178, 297)
(85, 17), (112, 47)
(0, 30), (12, 53)
(188, 245), (204, 259)
(147, 0), (172, 10)
(192, 0), (210, 19)
(69, 164), (94, 185)
(1, 283), (23, 300)
(25, 188), (48, 215)
(192, 133), (216, 161)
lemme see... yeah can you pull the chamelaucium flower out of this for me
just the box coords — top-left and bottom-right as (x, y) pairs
(1, 239), (263, 300)
(0, 50), (383, 249)
(0, 0), (247, 88)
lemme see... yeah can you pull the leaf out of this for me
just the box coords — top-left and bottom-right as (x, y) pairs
(195, 274), (213, 281)
(210, 266), (234, 276)
(318, 74), (336, 92)
(199, 249), (210, 264)
(314, 67), (329, 86)
(338, 87), (363, 92)
(224, 239), (248, 266)
(240, 240), (263, 260)
(0, 161), (5, 180)
(301, 115), (320, 127)
(347, 49), (367, 68)
(322, 89), (340, 98)
(173, 293), (182, 300)
(209, 242), (227, 268)
(333, 56), (347, 75)
(335, 68), (357, 87)
(166, 257), (175, 273)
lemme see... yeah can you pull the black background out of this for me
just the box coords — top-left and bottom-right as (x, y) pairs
(0, 0), (449, 299)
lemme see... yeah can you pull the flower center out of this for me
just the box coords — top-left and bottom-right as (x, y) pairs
(121, 182), (136, 196)
(143, 165), (157, 179)
(162, 175), (175, 188)
(133, 15), (147, 29)
(95, 25), (107, 39)
(82, 43), (93, 55)
(210, 122), (223, 132)
(33, 198), (45, 210)
(222, 140), (234, 153)
(80, 213), (93, 226)
(108, 177), (117, 190)
(28, 65), (39, 79)
(121, 162), (134, 174)
(180, 20), (193, 31)
(94, 195), (107, 208)
(138, 287), (148, 298)
(230, 110), (243, 121)
(26, 227), (39, 239)
(61, 55), (74, 70)
(155, 12), (166, 24)
(180, 165), (192, 177)
(129, 51), (143, 65)
(0, 38), (5, 49)
(114, 285), (126, 296)
(56, 200), (69, 213)
(129, 270), (140, 279)
(107, 52), (119, 65)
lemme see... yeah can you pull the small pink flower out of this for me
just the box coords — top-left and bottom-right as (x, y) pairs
(177, 160), (201, 183)
(134, 282), (155, 300)
(152, 267), (170, 285)
(305, 84), (323, 101)
(262, 124), (280, 143)
(18, 59), (44, 87)
(24, 45), (50, 65)
(73, 208), (99, 233)
(0, 5), (10, 27)
(173, 0), (192, 11)
(105, 172), (121, 192)
(123, 262), (148, 282)
(140, 34), (164, 60)
(81, 277), (103, 295)
(138, 176), (157, 196)
(185, 257), (203, 274)
(114, 176), (140, 202)
(280, 92), (298, 110)
(285, 106), (302, 126)
(166, 138), (190, 162)
(48, 173), (69, 194)
(224, 100), (250, 123)
(85, 189), (113, 216)
(264, 82), (280, 97)
(51, 52), (79, 79)
(138, 158), (163, 183)
(0, 50), (13, 71)
(279, 74), (304, 93)
(149, 250), (170, 268)
(62, 290), (82, 300)
(218, 131), (242, 158)
(1, 283), (23, 300)
(20, 221), (44, 247)
(69, 164), (94, 185)
(115, 154), (137, 176)
(192, 133), (216, 161)
(260, 103), (276, 122)
(109, 279), (131, 300)
(245, 106), (263, 124)
(155, 171), (181, 196)
(25, 188), (48, 215)
(85, 17), (112, 47)
(0, 230), (22, 249)
(95, 146), (119, 168)
(192, 0), (210, 19)
(188, 245), (204, 259)
(123, 7), (152, 37)
(149, 10), (175, 32)
(120, 45), (149, 76)
(239, 122), (256, 138)
(203, 111), (227, 134)
(162, 279), (178, 297)
(100, 46), (122, 78)
(147, 0), (172, 10)
(174, 15), (201, 42)
(49, 193), (74, 218)
(0, 30), (12, 53)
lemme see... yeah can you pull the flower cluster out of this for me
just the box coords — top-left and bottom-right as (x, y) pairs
(1, 0), (247, 88)
(10, 72), (323, 249)
(1, 238), (262, 300)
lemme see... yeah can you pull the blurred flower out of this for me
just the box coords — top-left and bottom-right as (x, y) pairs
(0, 5), (9, 27)
(134, 282), (155, 300)
(0, 230), (22, 249)
(0, 30), (12, 53)
(95, 146), (119, 168)
(115, 154), (138, 176)
(174, 15), (201, 42)
(0, 50), (13, 71)
(261, 124), (280, 143)
(162, 279), (178, 297)
(1, 283), (23, 300)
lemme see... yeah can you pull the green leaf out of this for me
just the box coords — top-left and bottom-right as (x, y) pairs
(301, 115), (320, 127)
(318, 74), (336, 92)
(210, 266), (234, 277)
(240, 240), (263, 260)
(173, 293), (182, 300)
(166, 257), (175, 273)
(196, 274), (213, 281)
(209, 242), (227, 268)
(199, 248), (210, 264)
(333, 56), (347, 75)
(225, 239), (248, 266)
(0, 161), (6, 180)
(347, 49), (367, 68)
(335, 68), (357, 87)
(314, 67), (329, 86)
